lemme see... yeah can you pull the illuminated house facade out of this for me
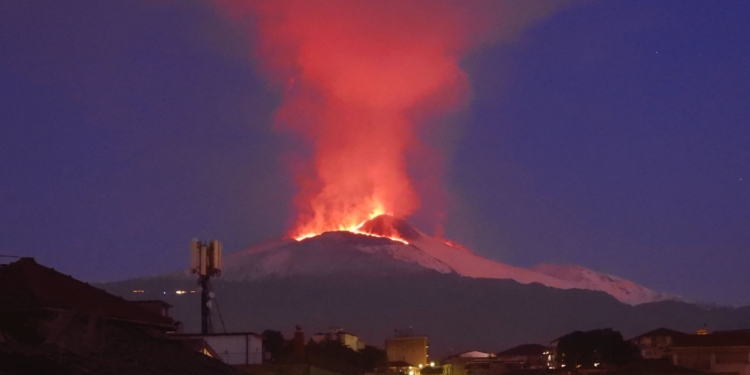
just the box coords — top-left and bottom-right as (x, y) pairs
(312, 327), (366, 351)
(670, 330), (750, 374)
(442, 345), (547, 375)
(386, 331), (429, 369)
(629, 327), (688, 359)
(442, 351), (497, 375)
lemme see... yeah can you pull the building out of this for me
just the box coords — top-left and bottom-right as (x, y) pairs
(605, 360), (707, 375)
(547, 335), (564, 369)
(171, 336), (222, 358)
(169, 332), (263, 365)
(629, 328), (687, 359)
(442, 351), (497, 375)
(463, 360), (508, 375)
(495, 344), (547, 369)
(0, 257), (176, 352)
(670, 329), (750, 374)
(312, 327), (366, 351)
(131, 300), (173, 319)
(442, 346), (547, 375)
(420, 364), (450, 375)
(386, 331), (429, 369)
(0, 258), (242, 374)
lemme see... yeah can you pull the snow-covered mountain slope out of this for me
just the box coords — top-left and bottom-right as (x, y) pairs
(224, 232), (454, 278)
(221, 215), (675, 305)
(531, 264), (676, 305)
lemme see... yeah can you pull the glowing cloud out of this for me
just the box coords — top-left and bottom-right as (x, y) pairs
(211, 0), (571, 238)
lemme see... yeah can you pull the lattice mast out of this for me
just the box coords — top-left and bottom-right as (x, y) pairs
(190, 239), (222, 334)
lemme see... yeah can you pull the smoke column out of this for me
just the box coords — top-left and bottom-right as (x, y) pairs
(211, 0), (570, 238)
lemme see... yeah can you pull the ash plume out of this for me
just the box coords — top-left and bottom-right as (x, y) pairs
(210, 0), (574, 237)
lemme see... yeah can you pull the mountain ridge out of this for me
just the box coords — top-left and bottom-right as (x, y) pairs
(219, 215), (675, 305)
(102, 272), (749, 358)
(99, 216), (746, 357)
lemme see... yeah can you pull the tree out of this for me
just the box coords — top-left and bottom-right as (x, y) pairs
(305, 340), (387, 375)
(262, 329), (288, 362)
(359, 345), (387, 371)
(557, 328), (639, 368)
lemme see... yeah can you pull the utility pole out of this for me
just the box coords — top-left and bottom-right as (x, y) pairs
(190, 239), (222, 334)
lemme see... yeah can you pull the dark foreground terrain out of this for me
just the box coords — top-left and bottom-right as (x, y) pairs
(104, 271), (750, 357)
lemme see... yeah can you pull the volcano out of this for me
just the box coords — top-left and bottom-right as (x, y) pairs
(221, 215), (672, 305)
(103, 215), (750, 357)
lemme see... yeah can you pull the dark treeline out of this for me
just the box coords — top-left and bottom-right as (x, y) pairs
(262, 330), (387, 375)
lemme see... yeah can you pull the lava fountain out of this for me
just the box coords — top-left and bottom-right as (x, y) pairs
(210, 0), (571, 243)
(294, 213), (410, 245)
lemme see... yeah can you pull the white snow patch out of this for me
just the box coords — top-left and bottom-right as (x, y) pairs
(219, 218), (677, 305)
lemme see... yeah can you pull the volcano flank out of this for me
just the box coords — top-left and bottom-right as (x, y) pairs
(222, 215), (672, 306)
(357, 215), (422, 242)
(102, 216), (750, 357)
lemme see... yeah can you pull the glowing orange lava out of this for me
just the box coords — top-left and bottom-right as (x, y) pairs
(294, 209), (410, 245)
(440, 239), (472, 253)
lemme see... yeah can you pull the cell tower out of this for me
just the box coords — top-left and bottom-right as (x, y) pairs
(190, 239), (222, 334)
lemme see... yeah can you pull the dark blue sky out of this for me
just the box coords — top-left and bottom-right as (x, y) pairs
(1, 1), (748, 305)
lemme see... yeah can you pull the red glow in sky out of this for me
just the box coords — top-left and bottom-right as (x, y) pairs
(212, 0), (566, 238)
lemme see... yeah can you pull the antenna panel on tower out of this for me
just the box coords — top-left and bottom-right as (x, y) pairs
(190, 239), (200, 274)
(199, 244), (207, 276)
(211, 239), (222, 272)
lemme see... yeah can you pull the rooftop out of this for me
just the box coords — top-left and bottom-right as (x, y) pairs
(446, 351), (493, 359)
(0, 322), (243, 375)
(629, 328), (688, 341)
(170, 332), (263, 339)
(0, 258), (172, 327)
(672, 330), (750, 348)
(607, 359), (706, 374)
(496, 344), (547, 357)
